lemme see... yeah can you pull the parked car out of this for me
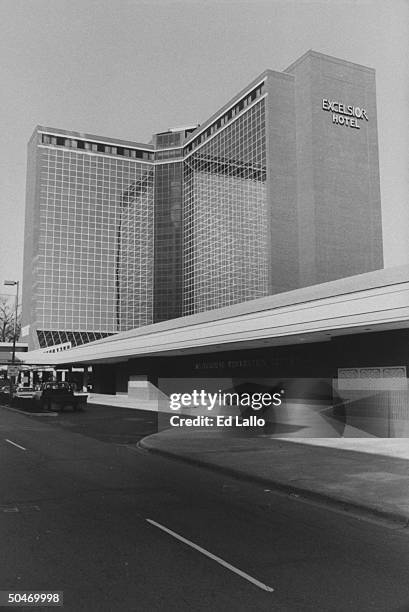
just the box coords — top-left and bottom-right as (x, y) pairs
(0, 383), (12, 401)
(8, 385), (38, 408)
(13, 386), (37, 400)
(33, 382), (87, 412)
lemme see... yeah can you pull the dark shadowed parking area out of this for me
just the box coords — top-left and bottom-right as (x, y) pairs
(52, 403), (159, 444)
(3, 400), (159, 445)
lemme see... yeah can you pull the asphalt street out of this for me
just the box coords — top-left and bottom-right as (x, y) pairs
(1, 402), (409, 612)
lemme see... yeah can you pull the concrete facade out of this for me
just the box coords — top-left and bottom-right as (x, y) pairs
(265, 71), (299, 294)
(286, 51), (383, 285)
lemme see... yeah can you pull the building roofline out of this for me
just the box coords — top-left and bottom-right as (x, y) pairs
(183, 69), (293, 146)
(30, 52), (374, 158)
(284, 49), (375, 74)
(33, 125), (154, 151)
(29, 52), (375, 158)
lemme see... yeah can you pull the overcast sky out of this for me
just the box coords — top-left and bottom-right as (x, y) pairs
(0, 0), (408, 293)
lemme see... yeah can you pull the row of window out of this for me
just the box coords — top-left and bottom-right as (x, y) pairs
(37, 330), (114, 349)
(37, 273), (152, 281)
(155, 132), (182, 148)
(41, 170), (149, 179)
(40, 195), (153, 203)
(37, 310), (152, 316)
(40, 244), (151, 251)
(38, 208), (153, 217)
(155, 149), (183, 161)
(41, 168), (149, 178)
(183, 84), (265, 156)
(40, 174), (150, 183)
(41, 175), (151, 183)
(41, 134), (154, 160)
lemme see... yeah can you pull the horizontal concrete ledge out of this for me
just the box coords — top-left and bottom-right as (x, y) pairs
(22, 267), (409, 366)
(87, 393), (169, 413)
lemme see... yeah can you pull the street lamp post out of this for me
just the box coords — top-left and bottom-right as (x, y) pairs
(4, 280), (19, 385)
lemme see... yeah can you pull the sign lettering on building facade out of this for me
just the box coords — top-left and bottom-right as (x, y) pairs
(322, 98), (369, 129)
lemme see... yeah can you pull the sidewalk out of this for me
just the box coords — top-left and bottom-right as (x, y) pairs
(140, 427), (409, 525)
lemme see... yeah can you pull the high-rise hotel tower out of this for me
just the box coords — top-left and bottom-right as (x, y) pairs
(22, 51), (383, 350)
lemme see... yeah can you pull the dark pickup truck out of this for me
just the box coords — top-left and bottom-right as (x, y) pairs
(34, 382), (88, 412)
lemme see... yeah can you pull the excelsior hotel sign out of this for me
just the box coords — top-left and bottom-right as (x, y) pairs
(322, 98), (369, 129)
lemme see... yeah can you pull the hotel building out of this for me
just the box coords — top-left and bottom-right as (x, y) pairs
(22, 51), (383, 351)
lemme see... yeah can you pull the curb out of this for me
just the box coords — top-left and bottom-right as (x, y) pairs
(0, 404), (58, 417)
(139, 438), (409, 529)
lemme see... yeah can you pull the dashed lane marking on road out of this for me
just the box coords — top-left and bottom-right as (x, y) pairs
(146, 518), (274, 593)
(0, 504), (40, 513)
(5, 439), (27, 451)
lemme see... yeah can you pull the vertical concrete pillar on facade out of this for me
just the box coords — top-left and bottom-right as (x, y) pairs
(82, 369), (88, 392)
(115, 362), (129, 395)
(92, 364), (115, 394)
(126, 373), (170, 411)
(127, 375), (151, 400)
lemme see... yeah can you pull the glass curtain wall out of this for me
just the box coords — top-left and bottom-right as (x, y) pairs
(36, 146), (154, 347)
(183, 99), (269, 315)
(153, 162), (184, 322)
